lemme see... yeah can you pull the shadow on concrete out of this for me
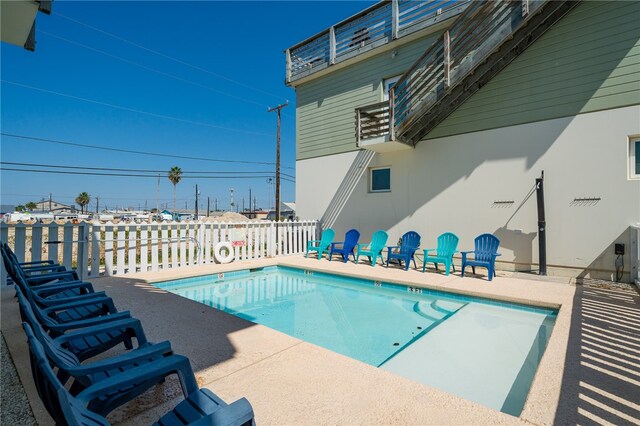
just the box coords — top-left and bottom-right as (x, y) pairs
(554, 282), (640, 424)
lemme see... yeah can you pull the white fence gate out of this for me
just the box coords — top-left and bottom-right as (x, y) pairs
(1, 220), (318, 280)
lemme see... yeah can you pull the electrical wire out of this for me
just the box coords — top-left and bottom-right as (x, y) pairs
(1, 133), (296, 170)
(54, 11), (287, 101)
(39, 30), (272, 109)
(1, 80), (274, 137)
(0, 161), (295, 179)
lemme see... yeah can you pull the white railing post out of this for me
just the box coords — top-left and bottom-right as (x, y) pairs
(104, 222), (114, 276)
(198, 222), (205, 264)
(267, 222), (274, 257)
(128, 223), (137, 274)
(14, 222), (26, 263)
(31, 222), (43, 263)
(140, 223), (149, 273)
(0, 223), (8, 285)
(256, 223), (263, 259)
(392, 0), (400, 39)
(116, 223), (126, 275)
(329, 26), (336, 65)
(171, 222), (179, 269)
(47, 222), (59, 263)
(285, 49), (292, 84)
(188, 222), (195, 266)
(179, 223), (187, 268)
(151, 222), (159, 272)
(287, 222), (293, 255)
(62, 222), (74, 271)
(90, 221), (101, 277)
(161, 222), (169, 270)
(247, 223), (253, 260)
(205, 223), (212, 264)
(77, 222), (89, 280)
(212, 221), (220, 262)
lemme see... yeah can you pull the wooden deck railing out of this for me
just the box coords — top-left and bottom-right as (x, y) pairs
(286, 0), (469, 84)
(392, 0), (551, 141)
(355, 101), (393, 146)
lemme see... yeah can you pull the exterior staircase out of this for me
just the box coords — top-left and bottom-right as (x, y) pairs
(357, 0), (581, 149)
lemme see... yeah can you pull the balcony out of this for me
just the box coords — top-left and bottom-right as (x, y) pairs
(355, 101), (411, 153)
(285, 0), (470, 86)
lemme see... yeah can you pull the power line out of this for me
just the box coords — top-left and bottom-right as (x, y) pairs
(1, 80), (274, 137)
(0, 167), (283, 180)
(1, 133), (296, 170)
(54, 11), (286, 101)
(39, 30), (272, 110)
(0, 161), (296, 178)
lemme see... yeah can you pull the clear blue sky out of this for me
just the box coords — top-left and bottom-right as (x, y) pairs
(1, 1), (375, 212)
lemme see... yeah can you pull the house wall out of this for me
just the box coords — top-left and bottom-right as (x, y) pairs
(297, 106), (640, 281)
(294, 1), (640, 281)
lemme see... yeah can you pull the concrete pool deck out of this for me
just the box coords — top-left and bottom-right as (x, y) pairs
(2, 256), (639, 425)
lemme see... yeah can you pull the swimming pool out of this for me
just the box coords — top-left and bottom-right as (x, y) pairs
(154, 266), (557, 416)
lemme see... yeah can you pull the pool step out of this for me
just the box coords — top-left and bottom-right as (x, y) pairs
(413, 299), (465, 322)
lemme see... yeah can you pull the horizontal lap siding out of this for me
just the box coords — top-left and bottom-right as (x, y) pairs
(427, 1), (640, 139)
(296, 34), (441, 160)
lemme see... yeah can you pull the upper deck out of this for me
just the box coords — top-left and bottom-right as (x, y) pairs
(285, 0), (469, 86)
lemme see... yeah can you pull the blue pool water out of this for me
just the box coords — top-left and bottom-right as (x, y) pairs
(155, 266), (557, 416)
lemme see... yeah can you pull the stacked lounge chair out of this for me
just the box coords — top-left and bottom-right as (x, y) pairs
(1, 243), (256, 426)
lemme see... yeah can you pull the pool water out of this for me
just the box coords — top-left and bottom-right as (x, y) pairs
(155, 266), (557, 416)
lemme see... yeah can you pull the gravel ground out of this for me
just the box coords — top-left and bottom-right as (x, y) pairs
(1, 332), (37, 426)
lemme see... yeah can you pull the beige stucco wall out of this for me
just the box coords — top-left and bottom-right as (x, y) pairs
(296, 105), (640, 281)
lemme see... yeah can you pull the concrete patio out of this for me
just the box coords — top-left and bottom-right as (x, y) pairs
(2, 255), (639, 425)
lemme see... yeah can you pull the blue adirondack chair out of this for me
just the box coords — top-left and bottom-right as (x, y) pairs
(306, 228), (336, 260)
(386, 231), (421, 270)
(461, 233), (501, 281)
(2, 243), (79, 285)
(422, 232), (459, 275)
(356, 230), (388, 267)
(329, 229), (360, 262)
(22, 323), (255, 425)
(17, 288), (140, 361)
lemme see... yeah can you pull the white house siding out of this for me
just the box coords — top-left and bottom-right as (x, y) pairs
(296, 106), (640, 281)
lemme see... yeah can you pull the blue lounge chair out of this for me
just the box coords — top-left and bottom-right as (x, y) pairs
(22, 323), (255, 424)
(2, 243), (79, 285)
(356, 230), (388, 267)
(329, 229), (360, 262)
(422, 232), (459, 275)
(461, 233), (501, 281)
(386, 231), (421, 270)
(17, 288), (139, 361)
(306, 228), (335, 260)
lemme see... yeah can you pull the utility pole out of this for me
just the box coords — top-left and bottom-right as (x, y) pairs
(229, 188), (234, 212)
(195, 184), (199, 219)
(96, 196), (99, 214)
(268, 102), (288, 223)
(49, 193), (52, 212)
(207, 196), (210, 217)
(242, 197), (245, 212)
(215, 197), (218, 212)
(156, 174), (160, 213)
(249, 189), (252, 218)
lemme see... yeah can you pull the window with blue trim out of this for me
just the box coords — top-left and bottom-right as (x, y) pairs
(370, 167), (391, 192)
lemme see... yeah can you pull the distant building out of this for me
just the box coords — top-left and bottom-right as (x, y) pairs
(33, 199), (75, 213)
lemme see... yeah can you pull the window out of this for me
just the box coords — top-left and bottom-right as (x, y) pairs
(370, 167), (391, 192)
(630, 137), (640, 179)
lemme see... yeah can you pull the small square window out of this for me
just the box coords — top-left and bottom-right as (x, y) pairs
(370, 167), (391, 192)
(630, 137), (640, 179)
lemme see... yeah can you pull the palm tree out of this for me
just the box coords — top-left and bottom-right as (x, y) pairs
(75, 192), (91, 214)
(168, 166), (182, 210)
(25, 201), (37, 211)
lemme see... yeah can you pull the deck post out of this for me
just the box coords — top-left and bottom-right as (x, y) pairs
(536, 171), (547, 276)
(356, 108), (361, 147)
(389, 88), (395, 141)
(329, 26), (336, 65)
(443, 30), (451, 88)
(285, 49), (292, 84)
(391, 0), (400, 39)
(77, 222), (89, 280)
(522, 0), (530, 17)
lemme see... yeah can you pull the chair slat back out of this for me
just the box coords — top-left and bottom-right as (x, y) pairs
(437, 232), (459, 257)
(400, 231), (421, 254)
(342, 229), (361, 253)
(474, 234), (500, 262)
(320, 228), (336, 248)
(370, 230), (388, 253)
(23, 323), (107, 426)
(16, 288), (82, 368)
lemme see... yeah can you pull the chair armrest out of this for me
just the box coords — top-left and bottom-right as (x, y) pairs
(330, 242), (344, 249)
(25, 271), (79, 285)
(492, 253), (502, 257)
(39, 291), (110, 307)
(32, 281), (94, 297)
(21, 264), (66, 274)
(386, 246), (400, 250)
(460, 251), (474, 255)
(423, 248), (436, 256)
(308, 240), (321, 244)
(56, 318), (151, 349)
(191, 398), (255, 426)
(76, 354), (199, 403)
(46, 311), (133, 333)
(356, 243), (370, 250)
(19, 260), (55, 266)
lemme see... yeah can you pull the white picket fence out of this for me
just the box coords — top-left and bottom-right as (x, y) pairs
(0, 220), (318, 280)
